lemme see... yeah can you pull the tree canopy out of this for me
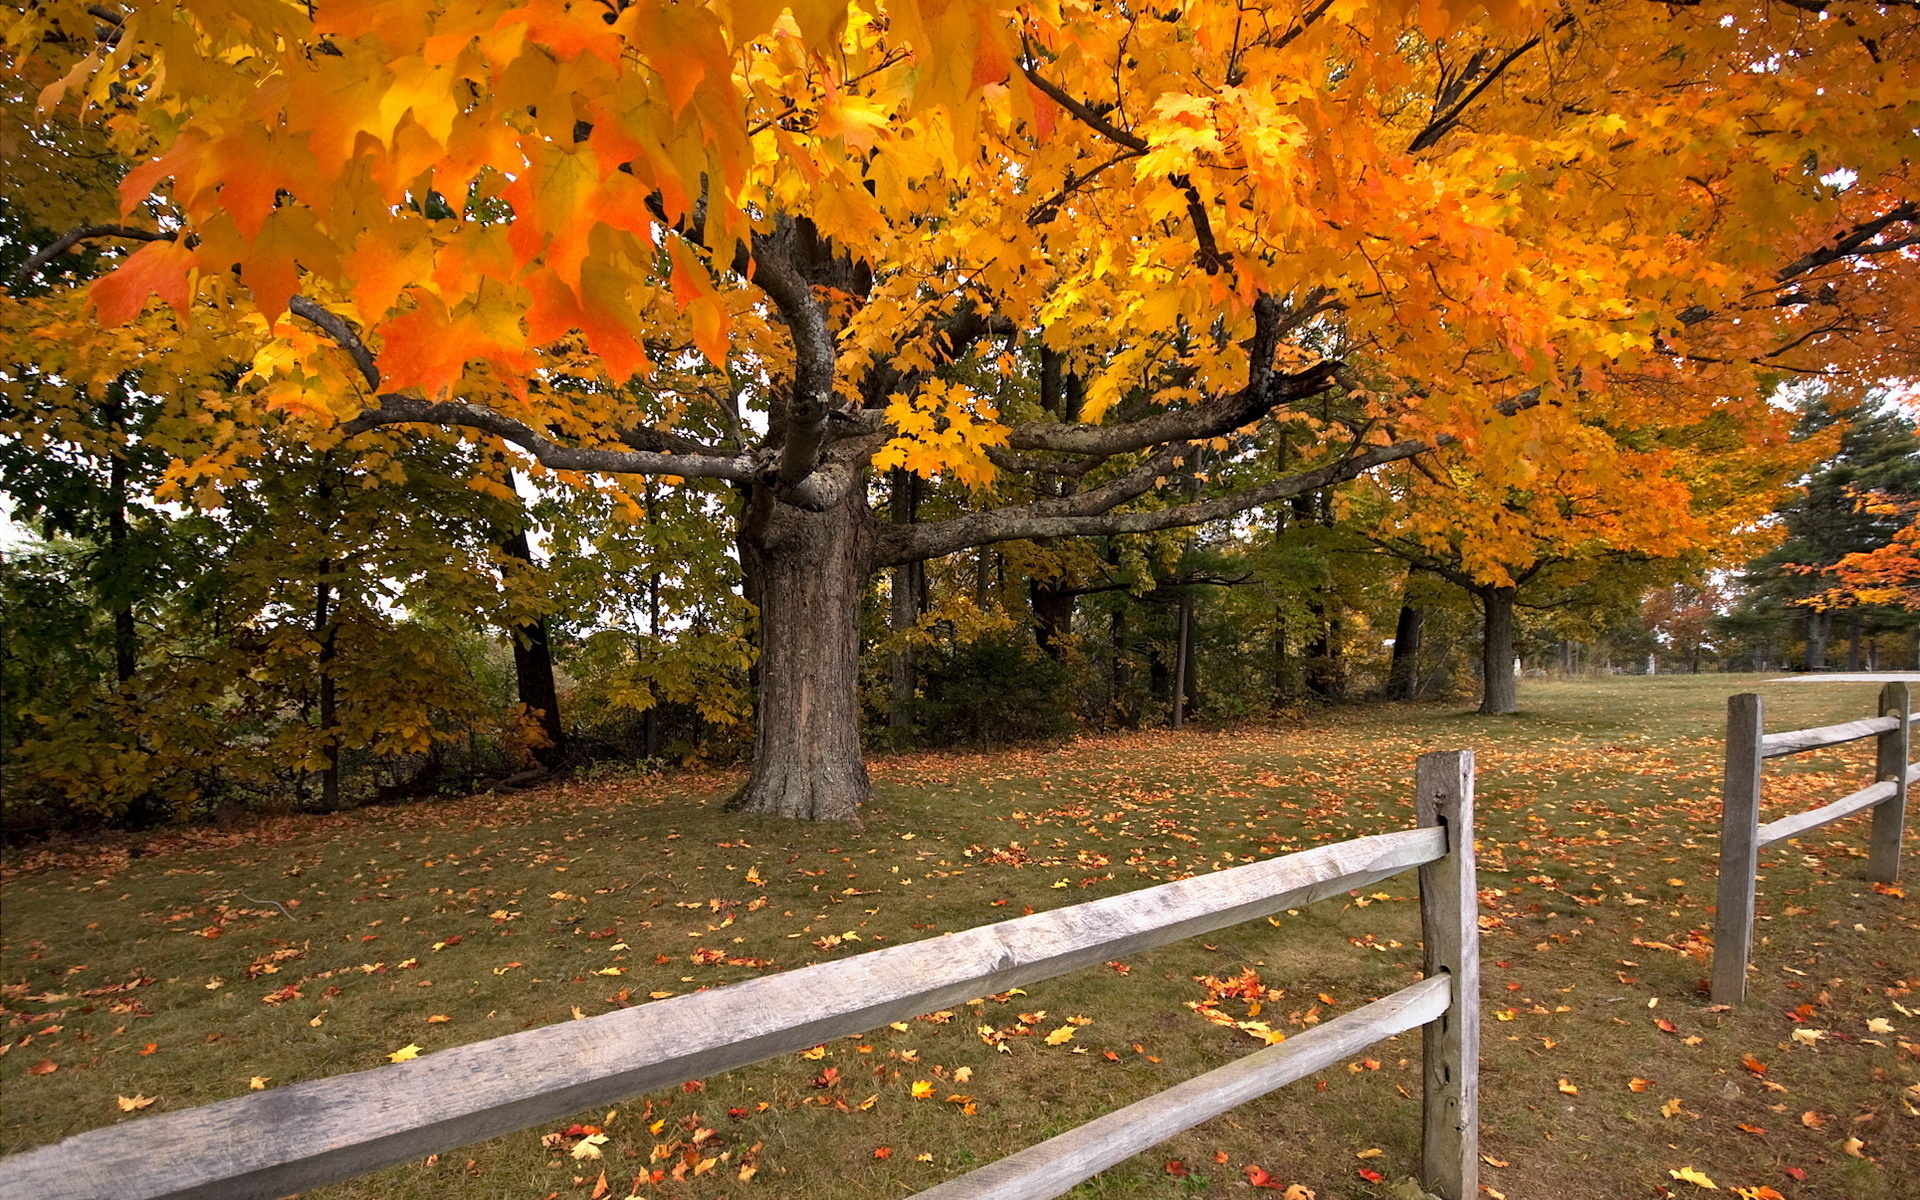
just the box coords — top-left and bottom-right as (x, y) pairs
(6, 0), (1920, 819)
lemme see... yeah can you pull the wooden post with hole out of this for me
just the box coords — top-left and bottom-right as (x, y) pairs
(1712, 693), (1765, 1005)
(1869, 681), (1910, 883)
(1417, 749), (1479, 1200)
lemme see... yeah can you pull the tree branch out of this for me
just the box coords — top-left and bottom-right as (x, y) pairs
(342, 396), (753, 481)
(10, 223), (173, 289)
(879, 387), (1543, 565)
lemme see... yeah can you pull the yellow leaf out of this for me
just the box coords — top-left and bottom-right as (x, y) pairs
(1669, 1166), (1717, 1188)
(1662, 1098), (1686, 1119)
(572, 1134), (609, 1160)
(387, 1044), (422, 1063)
(116, 1094), (156, 1111)
(910, 1080), (935, 1099)
(249, 1076), (270, 1090)
(1044, 1025), (1075, 1046)
(1557, 1079), (1579, 1096)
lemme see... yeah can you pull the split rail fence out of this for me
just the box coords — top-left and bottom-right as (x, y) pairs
(1711, 683), (1913, 1004)
(0, 751), (1481, 1200)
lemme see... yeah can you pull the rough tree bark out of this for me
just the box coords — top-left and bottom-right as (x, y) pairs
(1478, 586), (1518, 716)
(727, 478), (873, 822)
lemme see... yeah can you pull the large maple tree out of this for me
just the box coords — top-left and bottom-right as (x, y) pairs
(7, 0), (1919, 820)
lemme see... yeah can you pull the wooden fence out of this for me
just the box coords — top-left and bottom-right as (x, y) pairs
(1711, 684), (1913, 1004)
(0, 751), (1481, 1200)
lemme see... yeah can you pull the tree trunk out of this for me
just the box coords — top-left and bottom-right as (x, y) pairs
(500, 523), (567, 767)
(1386, 604), (1423, 700)
(887, 470), (922, 730)
(315, 470), (342, 810)
(1847, 612), (1864, 672)
(1170, 590), (1193, 729)
(102, 384), (136, 688)
(1032, 580), (1076, 660)
(1805, 609), (1830, 670)
(729, 486), (871, 822)
(1478, 586), (1518, 715)
(1110, 604), (1135, 728)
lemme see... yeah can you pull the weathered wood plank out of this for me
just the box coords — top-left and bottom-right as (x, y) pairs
(1417, 750), (1479, 1200)
(1712, 693), (1765, 1005)
(0, 827), (1445, 1200)
(1755, 780), (1898, 848)
(1868, 682), (1910, 883)
(1760, 715), (1900, 759)
(905, 976), (1451, 1200)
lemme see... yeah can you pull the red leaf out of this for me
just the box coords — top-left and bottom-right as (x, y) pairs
(1164, 1160), (1189, 1177)
(1244, 1163), (1283, 1189)
(1358, 1167), (1385, 1183)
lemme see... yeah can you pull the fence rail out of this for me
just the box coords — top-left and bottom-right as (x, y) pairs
(0, 751), (1482, 1200)
(1759, 715), (1901, 759)
(1712, 684), (1911, 1004)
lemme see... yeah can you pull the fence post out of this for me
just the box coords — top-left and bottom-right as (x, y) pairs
(1712, 693), (1765, 1005)
(1869, 681), (1910, 884)
(1417, 750), (1478, 1200)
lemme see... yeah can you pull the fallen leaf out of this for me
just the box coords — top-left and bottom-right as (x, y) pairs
(1799, 1110), (1827, 1128)
(249, 1076), (270, 1090)
(1669, 1166), (1717, 1188)
(1557, 1078), (1580, 1096)
(387, 1044), (422, 1063)
(1629, 1077), (1653, 1093)
(1356, 1166), (1384, 1182)
(953, 1066), (972, 1083)
(571, 1134), (608, 1160)
(1741, 1054), (1767, 1075)
(910, 1080), (935, 1099)
(115, 1094), (155, 1111)
(1662, 1098), (1686, 1119)
(1164, 1160), (1189, 1177)
(1841, 1137), (1867, 1159)
(1866, 1017), (1894, 1034)
(1244, 1163), (1283, 1188)
(27, 1060), (56, 1076)
(427, 1014), (451, 1024)
(1043, 1025), (1075, 1046)
(1356, 1148), (1384, 1159)
(1282, 1186), (1316, 1200)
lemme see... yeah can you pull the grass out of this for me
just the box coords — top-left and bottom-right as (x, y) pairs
(2, 673), (1916, 1200)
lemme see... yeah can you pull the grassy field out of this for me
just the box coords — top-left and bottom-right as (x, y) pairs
(3, 674), (1916, 1200)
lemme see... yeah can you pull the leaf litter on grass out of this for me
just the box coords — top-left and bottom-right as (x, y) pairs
(1, 676), (1914, 1199)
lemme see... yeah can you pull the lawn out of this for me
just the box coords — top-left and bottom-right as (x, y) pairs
(2, 675), (1915, 1200)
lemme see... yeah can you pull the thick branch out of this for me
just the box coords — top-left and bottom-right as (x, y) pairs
(879, 387), (1543, 565)
(749, 223), (838, 488)
(1007, 355), (1340, 455)
(1772, 200), (1920, 284)
(342, 396), (752, 481)
(1407, 36), (1543, 154)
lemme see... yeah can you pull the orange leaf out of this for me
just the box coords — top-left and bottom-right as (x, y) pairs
(89, 240), (197, 325)
(27, 1060), (57, 1076)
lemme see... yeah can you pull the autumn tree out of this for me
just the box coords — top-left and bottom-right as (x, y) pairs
(1738, 392), (1920, 668)
(9, 0), (1920, 821)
